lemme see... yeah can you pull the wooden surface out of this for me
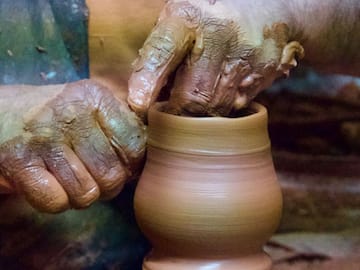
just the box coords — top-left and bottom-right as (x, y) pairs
(268, 229), (360, 270)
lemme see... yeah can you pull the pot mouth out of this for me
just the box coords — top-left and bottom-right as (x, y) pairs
(150, 102), (267, 123)
(147, 102), (271, 155)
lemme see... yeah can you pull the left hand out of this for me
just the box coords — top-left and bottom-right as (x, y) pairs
(0, 80), (146, 213)
(128, 0), (304, 117)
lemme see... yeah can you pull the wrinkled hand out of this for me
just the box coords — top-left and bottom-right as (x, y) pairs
(0, 80), (146, 213)
(128, 0), (304, 116)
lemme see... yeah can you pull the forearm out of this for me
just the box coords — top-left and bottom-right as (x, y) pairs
(0, 85), (64, 144)
(285, 0), (360, 75)
(223, 0), (359, 75)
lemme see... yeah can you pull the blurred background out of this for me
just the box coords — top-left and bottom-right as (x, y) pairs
(0, 0), (359, 269)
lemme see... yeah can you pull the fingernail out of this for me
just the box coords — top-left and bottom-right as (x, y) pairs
(233, 93), (247, 110)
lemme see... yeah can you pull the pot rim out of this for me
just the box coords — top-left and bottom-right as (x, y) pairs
(147, 102), (271, 155)
(149, 102), (267, 124)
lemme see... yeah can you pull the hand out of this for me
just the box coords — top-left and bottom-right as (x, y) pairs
(0, 80), (146, 213)
(128, 0), (304, 117)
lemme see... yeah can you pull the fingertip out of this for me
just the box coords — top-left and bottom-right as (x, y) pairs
(55, 145), (101, 209)
(128, 70), (160, 120)
(127, 15), (197, 119)
(35, 194), (70, 214)
(20, 170), (70, 214)
(70, 185), (100, 209)
(233, 92), (248, 110)
(127, 95), (148, 121)
(98, 164), (128, 200)
(99, 183), (125, 201)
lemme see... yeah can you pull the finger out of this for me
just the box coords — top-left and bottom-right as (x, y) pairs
(43, 80), (143, 199)
(128, 16), (196, 118)
(208, 58), (251, 115)
(43, 144), (100, 209)
(15, 166), (70, 213)
(0, 175), (14, 193)
(168, 57), (251, 116)
(72, 130), (128, 200)
(0, 139), (70, 213)
(166, 19), (245, 116)
(86, 81), (146, 177)
(69, 117), (130, 200)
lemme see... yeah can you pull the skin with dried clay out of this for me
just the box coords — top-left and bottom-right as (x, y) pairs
(0, 80), (146, 212)
(0, 0), (359, 212)
(128, 0), (360, 116)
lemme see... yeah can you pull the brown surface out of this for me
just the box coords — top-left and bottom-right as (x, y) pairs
(135, 102), (282, 269)
(268, 229), (360, 270)
(87, 0), (164, 99)
(273, 259), (360, 270)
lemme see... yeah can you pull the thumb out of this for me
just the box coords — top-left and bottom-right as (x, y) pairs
(128, 16), (196, 118)
(0, 175), (13, 193)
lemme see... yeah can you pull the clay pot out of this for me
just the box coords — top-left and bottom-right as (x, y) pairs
(134, 102), (282, 270)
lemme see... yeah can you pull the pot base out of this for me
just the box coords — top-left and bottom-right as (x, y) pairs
(143, 252), (272, 270)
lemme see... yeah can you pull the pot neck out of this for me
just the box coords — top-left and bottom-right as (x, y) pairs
(147, 102), (271, 155)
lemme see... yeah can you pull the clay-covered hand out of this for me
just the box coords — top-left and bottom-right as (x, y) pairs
(0, 79), (146, 213)
(128, 0), (304, 116)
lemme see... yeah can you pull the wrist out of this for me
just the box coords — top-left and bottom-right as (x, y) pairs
(0, 92), (25, 145)
(0, 112), (23, 145)
(0, 85), (63, 145)
(282, 0), (360, 74)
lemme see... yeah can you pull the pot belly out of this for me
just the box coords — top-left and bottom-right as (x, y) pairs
(134, 146), (282, 257)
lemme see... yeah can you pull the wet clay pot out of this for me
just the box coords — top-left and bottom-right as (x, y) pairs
(134, 102), (283, 270)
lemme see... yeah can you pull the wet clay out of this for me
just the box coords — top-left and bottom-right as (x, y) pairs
(0, 80), (146, 212)
(135, 102), (282, 270)
(166, 20), (304, 116)
(128, 0), (305, 117)
(127, 2), (199, 119)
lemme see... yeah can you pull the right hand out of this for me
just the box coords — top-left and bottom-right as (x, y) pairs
(0, 80), (146, 213)
(128, 0), (304, 117)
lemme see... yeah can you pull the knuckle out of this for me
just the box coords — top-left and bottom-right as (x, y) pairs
(17, 166), (49, 193)
(141, 29), (177, 70)
(165, 1), (201, 27)
(77, 79), (111, 110)
(97, 165), (127, 199)
(0, 138), (31, 176)
(102, 164), (127, 185)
